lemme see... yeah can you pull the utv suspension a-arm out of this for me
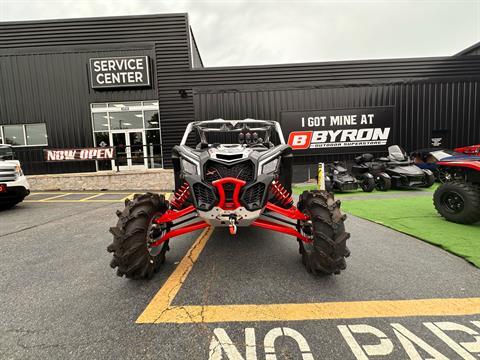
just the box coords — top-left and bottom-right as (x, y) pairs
(148, 179), (312, 250)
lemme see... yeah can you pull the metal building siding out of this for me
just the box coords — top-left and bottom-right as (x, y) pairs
(0, 46), (158, 173)
(0, 14), (192, 172)
(186, 57), (480, 85)
(193, 79), (480, 157)
(0, 14), (189, 48)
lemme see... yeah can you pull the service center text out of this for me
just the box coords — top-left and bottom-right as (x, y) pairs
(89, 56), (150, 88)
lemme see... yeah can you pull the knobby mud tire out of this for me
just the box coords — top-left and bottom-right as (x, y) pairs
(107, 192), (170, 279)
(433, 181), (480, 224)
(297, 190), (351, 275)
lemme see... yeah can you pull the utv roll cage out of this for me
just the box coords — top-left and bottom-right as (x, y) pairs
(180, 119), (286, 146)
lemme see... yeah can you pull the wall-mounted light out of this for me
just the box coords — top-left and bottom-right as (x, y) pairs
(179, 89), (188, 98)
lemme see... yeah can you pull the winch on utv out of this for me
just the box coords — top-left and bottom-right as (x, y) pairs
(107, 119), (350, 279)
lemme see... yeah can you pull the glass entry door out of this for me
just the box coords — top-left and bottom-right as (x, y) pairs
(91, 101), (163, 172)
(128, 132), (145, 168)
(111, 130), (146, 170)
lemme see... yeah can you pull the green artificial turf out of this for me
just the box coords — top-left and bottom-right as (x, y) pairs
(292, 183), (438, 196)
(340, 196), (480, 268)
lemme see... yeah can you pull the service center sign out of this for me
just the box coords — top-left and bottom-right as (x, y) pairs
(44, 148), (115, 161)
(281, 107), (394, 155)
(89, 56), (150, 88)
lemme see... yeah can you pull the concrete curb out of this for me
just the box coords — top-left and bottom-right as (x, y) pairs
(27, 169), (175, 191)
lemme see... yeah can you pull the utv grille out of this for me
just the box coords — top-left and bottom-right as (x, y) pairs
(242, 183), (266, 211)
(204, 160), (255, 184)
(192, 183), (216, 211)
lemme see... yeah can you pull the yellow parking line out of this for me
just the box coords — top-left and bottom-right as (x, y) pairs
(81, 200), (134, 203)
(30, 192), (135, 196)
(79, 194), (104, 201)
(25, 199), (129, 203)
(38, 193), (71, 202)
(136, 226), (214, 323)
(141, 298), (480, 324)
(120, 193), (137, 202)
(25, 192), (173, 203)
(137, 227), (480, 324)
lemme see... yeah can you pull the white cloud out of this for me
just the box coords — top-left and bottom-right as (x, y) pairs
(1, 0), (479, 66)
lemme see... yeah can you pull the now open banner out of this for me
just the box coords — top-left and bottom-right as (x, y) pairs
(280, 107), (394, 155)
(44, 147), (115, 161)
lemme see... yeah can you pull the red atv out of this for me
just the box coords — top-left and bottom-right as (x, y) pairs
(107, 119), (350, 279)
(434, 157), (480, 224)
(454, 144), (480, 156)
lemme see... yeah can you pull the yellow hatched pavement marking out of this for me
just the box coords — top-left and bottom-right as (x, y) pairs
(38, 193), (72, 202)
(79, 194), (104, 201)
(117, 192), (172, 203)
(137, 228), (480, 324)
(25, 192), (171, 203)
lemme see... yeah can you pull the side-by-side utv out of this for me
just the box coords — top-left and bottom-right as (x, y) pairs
(107, 119), (350, 279)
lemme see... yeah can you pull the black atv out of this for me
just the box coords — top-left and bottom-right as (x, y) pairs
(353, 146), (435, 190)
(325, 162), (375, 193)
(433, 158), (480, 224)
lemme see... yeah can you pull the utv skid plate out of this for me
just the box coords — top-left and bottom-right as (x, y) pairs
(148, 177), (312, 251)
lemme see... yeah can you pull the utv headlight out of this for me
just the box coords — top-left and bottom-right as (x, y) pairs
(261, 158), (279, 175)
(181, 159), (199, 175)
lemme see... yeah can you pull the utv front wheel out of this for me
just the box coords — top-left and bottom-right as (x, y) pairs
(107, 193), (170, 279)
(297, 190), (350, 275)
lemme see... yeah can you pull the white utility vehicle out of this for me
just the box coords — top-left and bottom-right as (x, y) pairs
(0, 144), (30, 209)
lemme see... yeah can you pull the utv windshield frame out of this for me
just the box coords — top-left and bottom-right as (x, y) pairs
(180, 119), (286, 146)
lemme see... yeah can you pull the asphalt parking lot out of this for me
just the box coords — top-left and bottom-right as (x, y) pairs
(1, 192), (480, 359)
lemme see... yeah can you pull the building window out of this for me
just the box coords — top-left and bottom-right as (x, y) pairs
(3, 125), (25, 146)
(91, 101), (163, 171)
(26, 124), (48, 145)
(0, 123), (48, 146)
(110, 111), (144, 130)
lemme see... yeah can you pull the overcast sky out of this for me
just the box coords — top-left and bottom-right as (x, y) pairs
(1, 0), (479, 66)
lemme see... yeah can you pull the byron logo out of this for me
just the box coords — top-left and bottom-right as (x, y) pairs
(287, 128), (391, 150)
(288, 131), (313, 150)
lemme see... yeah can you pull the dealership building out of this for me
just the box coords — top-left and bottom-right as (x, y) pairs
(0, 13), (479, 180)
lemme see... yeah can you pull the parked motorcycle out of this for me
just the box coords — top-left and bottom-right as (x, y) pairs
(325, 162), (375, 193)
(352, 145), (435, 190)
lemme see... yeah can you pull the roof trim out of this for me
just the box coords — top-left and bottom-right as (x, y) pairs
(189, 26), (204, 68)
(455, 40), (480, 56)
(191, 55), (479, 71)
(0, 12), (188, 25)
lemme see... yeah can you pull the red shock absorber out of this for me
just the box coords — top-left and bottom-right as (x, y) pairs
(269, 180), (293, 208)
(170, 181), (190, 209)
